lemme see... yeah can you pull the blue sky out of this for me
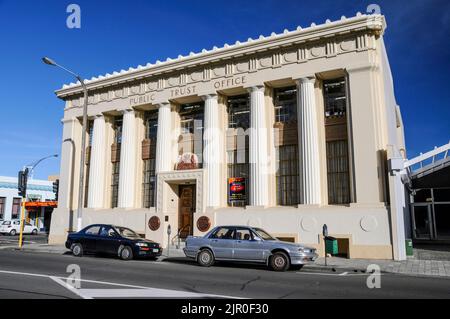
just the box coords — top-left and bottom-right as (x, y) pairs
(0, 0), (449, 180)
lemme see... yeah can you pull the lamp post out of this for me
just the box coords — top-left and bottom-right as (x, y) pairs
(43, 57), (88, 232)
(18, 154), (58, 249)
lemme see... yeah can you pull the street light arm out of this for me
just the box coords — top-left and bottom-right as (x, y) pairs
(27, 154), (58, 170)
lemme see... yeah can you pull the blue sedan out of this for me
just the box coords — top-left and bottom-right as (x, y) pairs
(65, 224), (162, 260)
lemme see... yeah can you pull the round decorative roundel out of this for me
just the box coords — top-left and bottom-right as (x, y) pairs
(148, 216), (161, 231)
(197, 216), (211, 232)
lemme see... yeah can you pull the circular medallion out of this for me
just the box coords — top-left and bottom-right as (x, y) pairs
(360, 216), (378, 232)
(197, 216), (211, 232)
(148, 216), (161, 231)
(301, 217), (318, 232)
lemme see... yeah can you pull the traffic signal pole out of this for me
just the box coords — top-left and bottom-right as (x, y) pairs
(18, 168), (28, 249)
(18, 197), (26, 249)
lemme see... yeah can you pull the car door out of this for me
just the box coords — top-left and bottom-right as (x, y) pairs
(24, 222), (33, 234)
(13, 221), (21, 233)
(96, 226), (122, 255)
(233, 228), (264, 261)
(82, 225), (101, 252)
(208, 227), (235, 259)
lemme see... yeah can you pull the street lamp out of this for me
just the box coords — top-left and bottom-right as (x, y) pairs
(43, 57), (88, 232)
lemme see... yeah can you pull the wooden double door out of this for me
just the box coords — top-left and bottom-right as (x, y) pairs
(178, 185), (196, 239)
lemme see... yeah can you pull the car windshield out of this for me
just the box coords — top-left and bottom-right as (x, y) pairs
(1, 221), (11, 225)
(115, 227), (140, 239)
(253, 228), (276, 241)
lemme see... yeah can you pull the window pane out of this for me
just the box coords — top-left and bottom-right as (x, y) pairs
(275, 145), (299, 206)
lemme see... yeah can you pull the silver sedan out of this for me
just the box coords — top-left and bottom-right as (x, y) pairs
(184, 226), (318, 271)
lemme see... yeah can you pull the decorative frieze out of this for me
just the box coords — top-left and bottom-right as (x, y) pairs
(61, 15), (384, 107)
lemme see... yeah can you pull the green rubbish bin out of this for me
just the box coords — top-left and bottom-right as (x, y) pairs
(405, 239), (414, 256)
(325, 236), (338, 255)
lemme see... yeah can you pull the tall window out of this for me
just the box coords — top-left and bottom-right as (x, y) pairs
(111, 118), (122, 208)
(84, 120), (93, 207)
(0, 197), (5, 219)
(142, 111), (158, 208)
(227, 94), (250, 207)
(12, 197), (21, 219)
(274, 87), (299, 206)
(178, 102), (204, 167)
(323, 78), (351, 204)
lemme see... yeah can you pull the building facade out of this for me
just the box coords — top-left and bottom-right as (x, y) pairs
(0, 176), (55, 231)
(49, 13), (408, 260)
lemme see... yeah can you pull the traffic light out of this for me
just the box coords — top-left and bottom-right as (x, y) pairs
(53, 179), (59, 201)
(18, 169), (28, 198)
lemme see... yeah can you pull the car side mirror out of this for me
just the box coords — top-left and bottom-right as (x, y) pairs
(253, 236), (262, 242)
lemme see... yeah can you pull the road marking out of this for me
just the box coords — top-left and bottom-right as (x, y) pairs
(49, 276), (92, 299)
(297, 271), (368, 276)
(0, 269), (244, 299)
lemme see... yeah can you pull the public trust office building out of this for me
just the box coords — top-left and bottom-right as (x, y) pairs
(49, 14), (408, 260)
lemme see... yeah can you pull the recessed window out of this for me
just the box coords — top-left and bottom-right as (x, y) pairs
(142, 111), (158, 208)
(178, 102), (204, 168)
(323, 78), (351, 205)
(227, 95), (250, 207)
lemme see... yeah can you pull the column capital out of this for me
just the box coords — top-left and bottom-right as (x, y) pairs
(119, 108), (135, 114)
(93, 113), (105, 119)
(156, 102), (171, 109)
(201, 94), (218, 102)
(295, 76), (316, 85)
(246, 85), (265, 93)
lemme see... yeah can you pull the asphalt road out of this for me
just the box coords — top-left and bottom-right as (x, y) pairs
(0, 249), (448, 299)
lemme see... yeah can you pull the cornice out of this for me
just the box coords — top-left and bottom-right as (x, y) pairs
(55, 13), (385, 99)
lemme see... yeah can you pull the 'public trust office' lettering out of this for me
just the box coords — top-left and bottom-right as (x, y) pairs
(213, 75), (247, 90)
(129, 94), (155, 106)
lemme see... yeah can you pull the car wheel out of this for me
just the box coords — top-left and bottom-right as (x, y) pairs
(270, 252), (290, 272)
(31, 229), (38, 235)
(10, 229), (16, 236)
(71, 243), (83, 257)
(197, 249), (214, 267)
(120, 246), (134, 260)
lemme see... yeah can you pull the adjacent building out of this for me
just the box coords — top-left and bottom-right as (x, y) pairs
(0, 176), (55, 232)
(49, 13), (408, 260)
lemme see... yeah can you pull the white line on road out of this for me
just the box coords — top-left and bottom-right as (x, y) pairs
(297, 271), (369, 276)
(0, 269), (244, 299)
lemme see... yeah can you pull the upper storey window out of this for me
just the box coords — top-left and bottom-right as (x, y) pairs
(274, 87), (297, 124)
(324, 79), (347, 118)
(178, 102), (204, 168)
(228, 95), (250, 130)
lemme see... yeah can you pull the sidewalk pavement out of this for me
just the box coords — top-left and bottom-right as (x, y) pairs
(304, 257), (450, 277)
(9, 244), (450, 278)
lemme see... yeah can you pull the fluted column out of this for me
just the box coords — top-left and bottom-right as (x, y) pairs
(297, 77), (321, 205)
(87, 114), (106, 208)
(118, 109), (137, 208)
(248, 85), (269, 206)
(155, 103), (172, 174)
(202, 94), (221, 207)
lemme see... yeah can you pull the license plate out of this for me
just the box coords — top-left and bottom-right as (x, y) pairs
(152, 248), (159, 253)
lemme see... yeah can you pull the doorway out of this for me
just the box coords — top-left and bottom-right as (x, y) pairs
(178, 184), (196, 239)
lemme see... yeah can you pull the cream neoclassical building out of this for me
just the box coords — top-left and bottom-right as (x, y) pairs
(49, 13), (408, 260)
